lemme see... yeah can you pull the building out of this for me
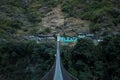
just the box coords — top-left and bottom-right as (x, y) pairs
(60, 36), (77, 43)
(78, 33), (86, 39)
(38, 34), (55, 40)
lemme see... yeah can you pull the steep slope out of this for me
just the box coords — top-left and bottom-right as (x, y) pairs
(0, 0), (120, 40)
(0, 0), (58, 39)
(41, 6), (90, 36)
(61, 0), (120, 35)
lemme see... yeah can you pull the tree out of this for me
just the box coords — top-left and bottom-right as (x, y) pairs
(71, 39), (97, 80)
(99, 35), (120, 80)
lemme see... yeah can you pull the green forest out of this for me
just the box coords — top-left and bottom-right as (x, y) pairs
(0, 34), (120, 80)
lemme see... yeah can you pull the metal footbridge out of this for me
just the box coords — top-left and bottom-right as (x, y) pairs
(41, 34), (78, 80)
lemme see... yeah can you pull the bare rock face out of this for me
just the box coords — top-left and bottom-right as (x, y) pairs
(41, 6), (90, 36)
(41, 6), (64, 33)
(64, 18), (90, 36)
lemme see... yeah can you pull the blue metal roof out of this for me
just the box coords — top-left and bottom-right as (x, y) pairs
(60, 37), (78, 43)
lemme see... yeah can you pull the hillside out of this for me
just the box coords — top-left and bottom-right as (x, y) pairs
(0, 0), (120, 39)
(0, 1), (120, 80)
(0, 0), (58, 39)
(61, 0), (120, 35)
(41, 6), (90, 36)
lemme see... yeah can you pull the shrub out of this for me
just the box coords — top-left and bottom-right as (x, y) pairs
(44, 27), (51, 33)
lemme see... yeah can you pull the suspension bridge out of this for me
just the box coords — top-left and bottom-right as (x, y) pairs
(41, 34), (78, 80)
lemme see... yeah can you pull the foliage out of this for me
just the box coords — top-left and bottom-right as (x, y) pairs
(0, 0), (120, 38)
(70, 36), (120, 80)
(71, 39), (97, 80)
(43, 27), (51, 33)
(0, 41), (56, 80)
(0, 0), (58, 38)
(61, 0), (120, 33)
(98, 34), (120, 80)
(0, 35), (120, 80)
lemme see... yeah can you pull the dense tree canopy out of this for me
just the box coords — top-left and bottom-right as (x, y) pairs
(0, 35), (120, 80)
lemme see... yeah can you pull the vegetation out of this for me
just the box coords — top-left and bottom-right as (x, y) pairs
(0, 0), (120, 80)
(0, 41), (56, 80)
(43, 27), (51, 34)
(0, 0), (58, 38)
(0, 0), (120, 38)
(61, 0), (120, 33)
(0, 35), (120, 80)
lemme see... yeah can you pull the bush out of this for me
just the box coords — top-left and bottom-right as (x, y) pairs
(44, 27), (51, 33)
(0, 41), (56, 80)
(98, 35), (120, 80)
(71, 39), (97, 80)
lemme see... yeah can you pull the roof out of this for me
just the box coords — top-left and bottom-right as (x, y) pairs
(38, 34), (53, 37)
(86, 34), (94, 37)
